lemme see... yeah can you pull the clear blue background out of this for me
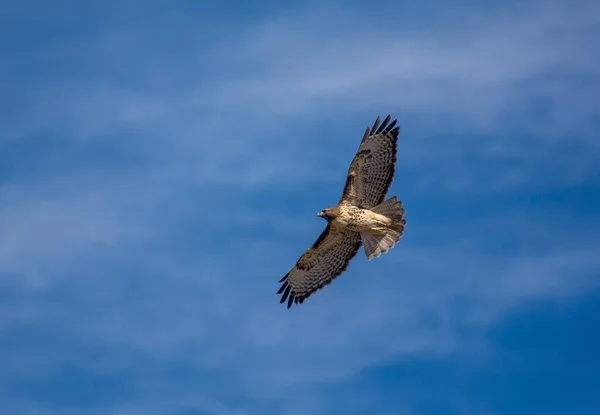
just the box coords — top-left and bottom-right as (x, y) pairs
(1, 1), (599, 414)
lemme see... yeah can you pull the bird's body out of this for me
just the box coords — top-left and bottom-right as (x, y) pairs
(277, 115), (407, 308)
(319, 201), (392, 233)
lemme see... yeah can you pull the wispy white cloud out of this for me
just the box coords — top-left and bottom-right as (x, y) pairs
(4, 0), (596, 199)
(2, 195), (598, 408)
(202, 0), (599, 130)
(6, 0), (598, 140)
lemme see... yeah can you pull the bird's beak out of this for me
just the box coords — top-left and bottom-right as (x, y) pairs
(317, 211), (324, 217)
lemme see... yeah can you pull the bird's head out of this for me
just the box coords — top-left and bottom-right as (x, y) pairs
(317, 208), (337, 222)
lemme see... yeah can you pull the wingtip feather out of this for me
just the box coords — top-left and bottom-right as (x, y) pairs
(361, 126), (370, 143)
(377, 114), (392, 133)
(364, 114), (400, 140)
(279, 284), (291, 304)
(371, 116), (381, 133)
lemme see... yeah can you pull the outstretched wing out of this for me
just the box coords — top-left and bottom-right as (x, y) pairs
(277, 226), (361, 308)
(340, 114), (400, 208)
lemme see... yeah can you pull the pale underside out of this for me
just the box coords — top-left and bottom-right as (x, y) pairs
(329, 201), (392, 233)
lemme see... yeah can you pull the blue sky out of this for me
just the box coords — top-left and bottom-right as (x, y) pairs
(1, 0), (600, 414)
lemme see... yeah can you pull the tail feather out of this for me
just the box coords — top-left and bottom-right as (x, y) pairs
(361, 231), (401, 260)
(371, 195), (404, 219)
(361, 196), (406, 260)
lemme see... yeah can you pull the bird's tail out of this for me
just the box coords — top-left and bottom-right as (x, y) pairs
(361, 196), (407, 260)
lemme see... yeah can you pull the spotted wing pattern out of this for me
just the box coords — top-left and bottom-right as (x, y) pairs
(340, 114), (400, 208)
(277, 225), (362, 308)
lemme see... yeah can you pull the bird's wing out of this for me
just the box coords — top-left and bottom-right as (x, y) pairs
(277, 225), (362, 308)
(340, 114), (400, 208)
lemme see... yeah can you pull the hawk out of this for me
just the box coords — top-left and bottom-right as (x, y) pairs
(277, 114), (407, 308)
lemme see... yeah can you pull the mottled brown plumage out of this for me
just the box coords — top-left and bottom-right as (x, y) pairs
(277, 115), (406, 308)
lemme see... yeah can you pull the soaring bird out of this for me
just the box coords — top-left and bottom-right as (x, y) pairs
(277, 114), (406, 308)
